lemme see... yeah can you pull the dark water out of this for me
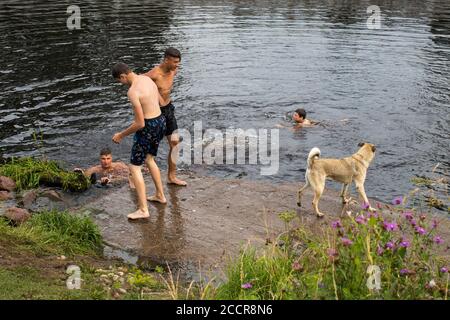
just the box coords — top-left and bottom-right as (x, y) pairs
(1, 0), (449, 202)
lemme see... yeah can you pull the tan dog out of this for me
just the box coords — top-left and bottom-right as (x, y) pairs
(297, 142), (376, 217)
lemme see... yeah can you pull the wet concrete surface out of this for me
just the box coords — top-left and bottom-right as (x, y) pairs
(72, 172), (410, 273)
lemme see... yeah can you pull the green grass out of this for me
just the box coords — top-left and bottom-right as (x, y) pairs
(411, 176), (435, 187)
(0, 209), (107, 300)
(0, 210), (103, 256)
(29, 210), (103, 255)
(0, 266), (108, 300)
(215, 246), (296, 300)
(209, 205), (449, 300)
(0, 210), (176, 300)
(0, 157), (90, 192)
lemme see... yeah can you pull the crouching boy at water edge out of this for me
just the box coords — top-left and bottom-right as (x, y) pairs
(111, 63), (167, 220)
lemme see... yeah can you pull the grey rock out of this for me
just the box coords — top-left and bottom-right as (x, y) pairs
(40, 189), (63, 202)
(96, 213), (109, 220)
(21, 189), (38, 209)
(30, 195), (67, 212)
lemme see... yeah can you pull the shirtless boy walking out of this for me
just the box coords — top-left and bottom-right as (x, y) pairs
(111, 63), (167, 220)
(144, 47), (187, 186)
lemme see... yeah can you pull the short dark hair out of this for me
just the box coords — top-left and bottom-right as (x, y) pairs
(164, 47), (181, 61)
(112, 62), (131, 79)
(100, 148), (112, 156)
(295, 108), (306, 119)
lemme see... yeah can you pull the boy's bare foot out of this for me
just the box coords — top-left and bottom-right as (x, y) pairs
(168, 177), (187, 186)
(127, 209), (150, 220)
(147, 195), (167, 204)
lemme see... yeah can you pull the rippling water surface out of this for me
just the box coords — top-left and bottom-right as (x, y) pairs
(0, 0), (449, 201)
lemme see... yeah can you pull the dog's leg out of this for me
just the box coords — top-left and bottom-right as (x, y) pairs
(355, 180), (375, 211)
(311, 179), (325, 217)
(297, 179), (310, 207)
(340, 183), (350, 204)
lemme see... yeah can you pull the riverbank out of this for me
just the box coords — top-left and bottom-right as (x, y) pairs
(72, 171), (450, 274)
(0, 210), (171, 300)
(1, 165), (448, 299)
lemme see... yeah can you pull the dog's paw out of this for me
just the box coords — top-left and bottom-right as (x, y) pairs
(316, 212), (325, 218)
(342, 197), (351, 204)
(368, 206), (376, 212)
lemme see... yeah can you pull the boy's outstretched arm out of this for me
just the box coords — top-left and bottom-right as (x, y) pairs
(112, 91), (145, 144)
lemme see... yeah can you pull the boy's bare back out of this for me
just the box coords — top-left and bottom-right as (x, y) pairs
(128, 75), (161, 119)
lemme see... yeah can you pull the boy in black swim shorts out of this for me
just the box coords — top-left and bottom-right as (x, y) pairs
(144, 47), (187, 186)
(160, 102), (178, 136)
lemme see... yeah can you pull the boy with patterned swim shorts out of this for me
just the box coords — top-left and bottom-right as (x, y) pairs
(111, 62), (167, 220)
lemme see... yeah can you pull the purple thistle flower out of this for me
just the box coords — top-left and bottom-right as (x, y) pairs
(371, 211), (379, 219)
(355, 215), (367, 225)
(432, 220), (439, 229)
(377, 245), (384, 256)
(383, 221), (399, 232)
(327, 248), (338, 261)
(241, 283), (252, 289)
(292, 261), (302, 271)
(403, 211), (414, 220)
(440, 267), (448, 274)
(415, 226), (426, 235)
(434, 236), (443, 244)
(361, 202), (370, 210)
(341, 237), (353, 246)
(400, 269), (412, 276)
(392, 196), (403, 205)
(376, 202), (383, 210)
(410, 219), (417, 227)
(331, 220), (342, 229)
(385, 241), (395, 250)
(399, 239), (411, 248)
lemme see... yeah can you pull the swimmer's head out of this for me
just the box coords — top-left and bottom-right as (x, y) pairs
(99, 147), (113, 170)
(112, 62), (131, 85)
(163, 47), (181, 71)
(293, 108), (307, 123)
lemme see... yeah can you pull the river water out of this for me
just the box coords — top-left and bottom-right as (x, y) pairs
(1, 0), (449, 202)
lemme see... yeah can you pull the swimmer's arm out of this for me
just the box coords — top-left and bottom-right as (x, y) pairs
(83, 166), (98, 178)
(113, 92), (145, 143)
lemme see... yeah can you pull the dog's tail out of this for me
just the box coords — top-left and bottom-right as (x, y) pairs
(307, 147), (321, 169)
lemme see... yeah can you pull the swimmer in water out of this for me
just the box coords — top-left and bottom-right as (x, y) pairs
(74, 147), (134, 188)
(276, 108), (318, 130)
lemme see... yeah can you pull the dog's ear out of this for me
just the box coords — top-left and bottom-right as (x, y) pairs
(358, 142), (365, 147)
(371, 145), (376, 152)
